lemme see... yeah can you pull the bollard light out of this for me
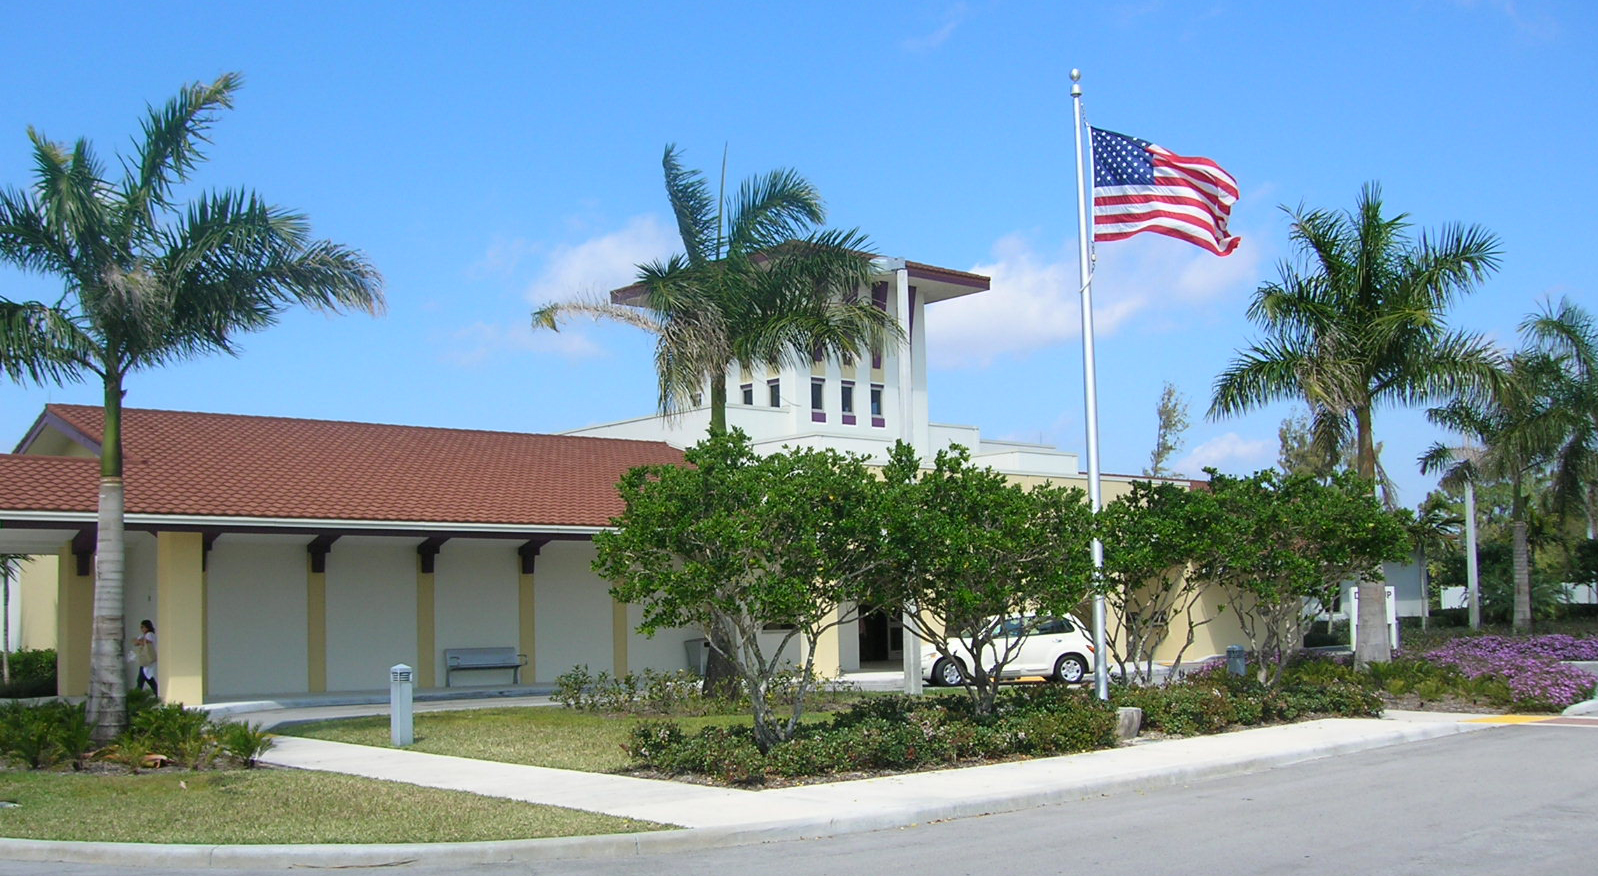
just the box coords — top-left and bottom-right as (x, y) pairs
(1226, 645), (1246, 677)
(390, 663), (414, 746)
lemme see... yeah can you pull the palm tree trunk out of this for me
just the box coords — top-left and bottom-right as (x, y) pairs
(86, 375), (130, 744)
(1351, 404), (1391, 666)
(1512, 478), (1531, 632)
(2, 561), (11, 685)
(708, 373), (728, 434)
(700, 371), (741, 695)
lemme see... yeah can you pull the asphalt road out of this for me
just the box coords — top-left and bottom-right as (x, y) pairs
(1, 724), (1591, 876)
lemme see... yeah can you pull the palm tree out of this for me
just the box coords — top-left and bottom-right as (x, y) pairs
(1521, 299), (1598, 532)
(0, 555), (21, 685)
(0, 74), (383, 741)
(1421, 352), (1560, 631)
(1406, 494), (1462, 628)
(533, 145), (899, 434)
(1210, 182), (1501, 664)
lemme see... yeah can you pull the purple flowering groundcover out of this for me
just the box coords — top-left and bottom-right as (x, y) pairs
(1423, 635), (1598, 709)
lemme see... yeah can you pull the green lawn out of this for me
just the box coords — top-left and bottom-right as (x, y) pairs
(0, 768), (665, 844)
(283, 706), (828, 772)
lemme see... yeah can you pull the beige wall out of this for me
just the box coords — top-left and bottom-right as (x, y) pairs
(206, 537), (310, 697)
(532, 541), (614, 682)
(625, 602), (699, 676)
(433, 540), (520, 685)
(324, 538), (418, 691)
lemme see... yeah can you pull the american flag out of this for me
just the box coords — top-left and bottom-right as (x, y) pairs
(1090, 127), (1240, 256)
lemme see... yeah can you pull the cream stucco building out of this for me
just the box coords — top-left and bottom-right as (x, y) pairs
(0, 256), (1243, 704)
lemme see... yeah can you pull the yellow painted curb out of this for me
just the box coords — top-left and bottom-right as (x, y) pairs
(1463, 715), (1552, 724)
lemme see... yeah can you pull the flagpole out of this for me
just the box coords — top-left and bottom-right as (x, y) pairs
(1070, 69), (1109, 701)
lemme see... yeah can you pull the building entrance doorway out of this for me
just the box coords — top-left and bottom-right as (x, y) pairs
(857, 604), (904, 668)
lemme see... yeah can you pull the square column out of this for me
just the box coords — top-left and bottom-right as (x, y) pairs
(611, 598), (629, 675)
(155, 532), (207, 704)
(55, 546), (93, 697)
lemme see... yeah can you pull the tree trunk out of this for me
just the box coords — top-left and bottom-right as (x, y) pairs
(86, 377), (129, 744)
(1512, 519), (1532, 632)
(1351, 405), (1391, 666)
(699, 372), (741, 696)
(708, 373), (728, 434)
(2, 561), (11, 685)
(700, 614), (740, 699)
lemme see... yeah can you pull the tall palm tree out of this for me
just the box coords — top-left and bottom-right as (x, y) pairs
(0, 74), (383, 741)
(533, 145), (899, 434)
(1521, 298), (1598, 532)
(1421, 352), (1560, 631)
(535, 145), (898, 694)
(1210, 182), (1501, 664)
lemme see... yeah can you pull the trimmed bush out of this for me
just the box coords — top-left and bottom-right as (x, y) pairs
(0, 649), (57, 699)
(625, 685), (1119, 784)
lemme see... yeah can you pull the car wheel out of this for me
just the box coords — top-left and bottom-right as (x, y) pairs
(1053, 654), (1089, 684)
(933, 657), (966, 687)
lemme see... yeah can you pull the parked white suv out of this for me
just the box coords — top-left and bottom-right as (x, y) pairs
(921, 614), (1095, 686)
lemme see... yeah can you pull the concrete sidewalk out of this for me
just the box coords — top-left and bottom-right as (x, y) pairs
(0, 704), (1499, 869)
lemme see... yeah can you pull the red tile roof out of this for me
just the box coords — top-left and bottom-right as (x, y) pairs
(0, 455), (100, 512)
(0, 405), (685, 529)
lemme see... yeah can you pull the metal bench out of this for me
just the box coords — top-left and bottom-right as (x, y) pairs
(443, 647), (528, 687)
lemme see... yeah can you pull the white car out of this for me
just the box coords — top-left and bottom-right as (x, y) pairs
(921, 614), (1095, 686)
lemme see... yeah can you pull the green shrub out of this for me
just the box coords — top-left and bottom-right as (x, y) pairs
(1003, 707), (1116, 754)
(1279, 681), (1382, 718)
(1113, 684), (1238, 736)
(626, 685), (1122, 783)
(0, 700), (92, 769)
(217, 721), (274, 767)
(0, 649), (57, 699)
(557, 663), (857, 718)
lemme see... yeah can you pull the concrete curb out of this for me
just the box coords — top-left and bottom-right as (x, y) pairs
(0, 718), (1489, 869)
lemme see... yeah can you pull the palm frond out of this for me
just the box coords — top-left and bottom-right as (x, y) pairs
(133, 190), (382, 365)
(1208, 338), (1315, 419)
(0, 300), (97, 383)
(662, 145), (717, 264)
(118, 73), (241, 244)
(725, 167), (824, 255)
(27, 130), (112, 275)
(0, 187), (77, 278)
(531, 296), (664, 335)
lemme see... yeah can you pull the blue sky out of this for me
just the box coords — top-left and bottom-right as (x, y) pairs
(2, 1), (1592, 508)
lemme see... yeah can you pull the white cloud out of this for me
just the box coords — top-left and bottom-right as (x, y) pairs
(447, 216), (678, 366)
(1174, 431), (1274, 475)
(443, 321), (605, 368)
(901, 2), (969, 52)
(1449, 0), (1560, 41)
(522, 215), (676, 305)
(925, 230), (1264, 369)
(467, 236), (541, 279)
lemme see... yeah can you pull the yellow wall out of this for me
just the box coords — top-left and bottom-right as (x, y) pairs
(55, 544), (92, 696)
(155, 532), (206, 705)
(415, 568), (436, 688)
(518, 568), (537, 683)
(611, 598), (628, 674)
(17, 556), (59, 651)
(306, 558), (327, 693)
(811, 607), (843, 677)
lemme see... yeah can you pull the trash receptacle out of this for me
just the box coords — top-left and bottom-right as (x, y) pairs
(684, 637), (709, 676)
(1226, 644), (1247, 676)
